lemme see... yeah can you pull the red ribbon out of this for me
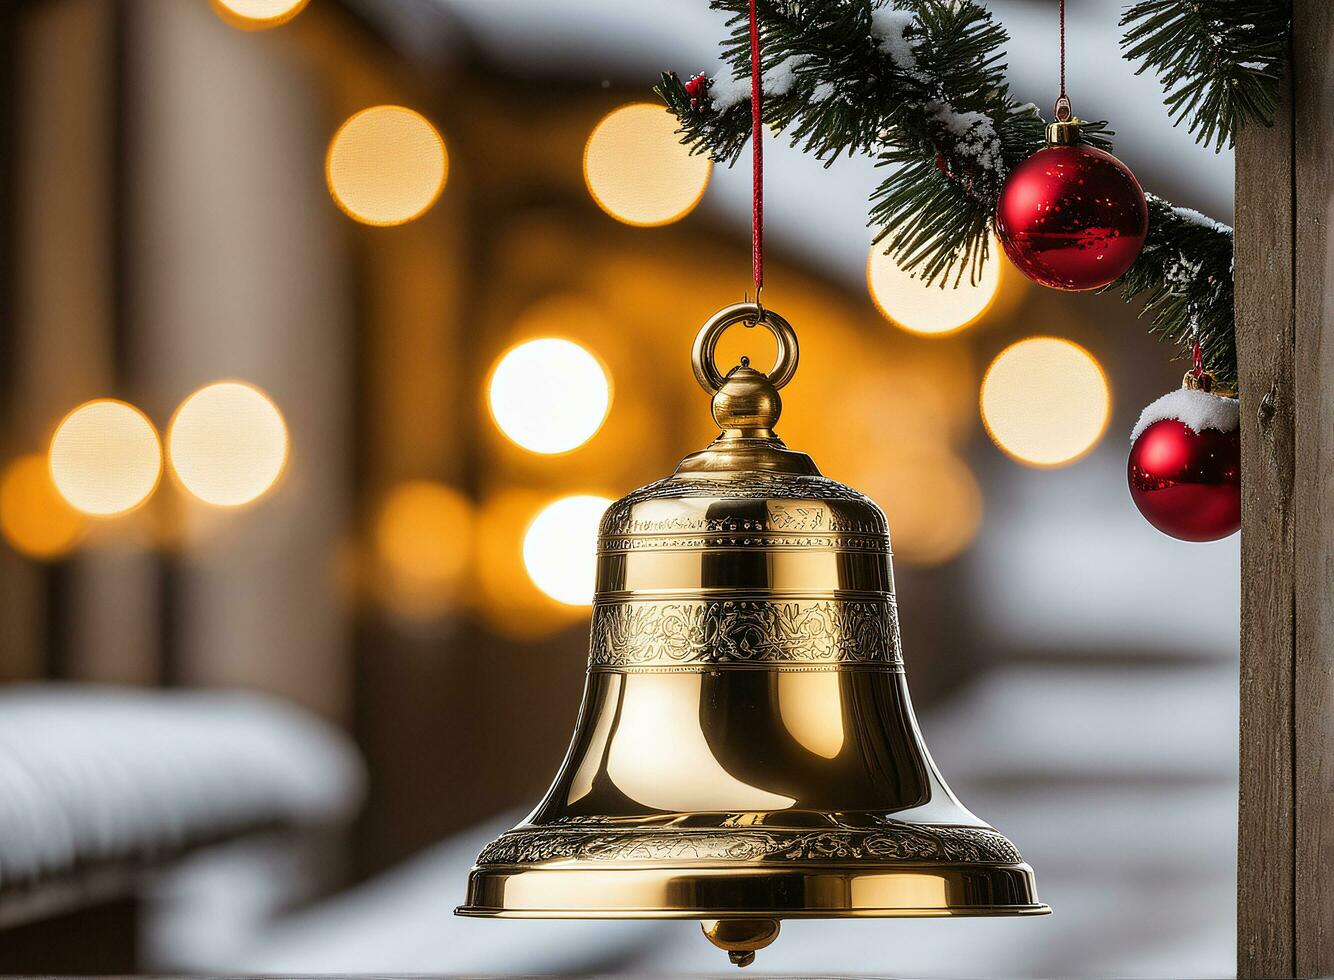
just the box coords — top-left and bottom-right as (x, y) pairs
(750, 0), (763, 300)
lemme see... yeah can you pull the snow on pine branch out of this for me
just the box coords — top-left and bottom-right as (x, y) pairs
(710, 54), (808, 109)
(869, 7), (925, 79)
(926, 100), (1002, 176)
(657, 0), (1242, 385)
(1121, 0), (1290, 152)
(1167, 203), (1232, 236)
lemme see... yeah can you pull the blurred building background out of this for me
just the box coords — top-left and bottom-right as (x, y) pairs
(0, 0), (1238, 975)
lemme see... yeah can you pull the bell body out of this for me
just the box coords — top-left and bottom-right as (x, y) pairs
(459, 309), (1047, 957)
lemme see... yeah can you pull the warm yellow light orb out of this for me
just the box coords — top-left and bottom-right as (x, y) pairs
(326, 106), (447, 227)
(475, 489), (584, 639)
(167, 381), (288, 507)
(863, 448), (983, 567)
(0, 454), (86, 560)
(522, 495), (611, 607)
(488, 338), (611, 454)
(49, 400), (162, 517)
(374, 480), (473, 620)
(868, 239), (1003, 336)
(210, 0), (310, 30)
(584, 102), (711, 227)
(980, 337), (1111, 467)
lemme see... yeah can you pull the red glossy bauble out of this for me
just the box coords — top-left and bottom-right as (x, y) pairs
(1128, 419), (1240, 542)
(995, 144), (1148, 291)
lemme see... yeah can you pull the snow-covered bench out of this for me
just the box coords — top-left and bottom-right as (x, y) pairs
(0, 684), (364, 972)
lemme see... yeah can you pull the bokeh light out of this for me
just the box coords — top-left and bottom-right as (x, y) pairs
(168, 381), (289, 507)
(49, 400), (162, 517)
(868, 238), (1003, 336)
(488, 338), (611, 454)
(980, 337), (1111, 467)
(373, 481), (473, 621)
(856, 447), (983, 567)
(210, 0), (310, 30)
(522, 495), (611, 606)
(476, 489), (583, 638)
(584, 102), (711, 227)
(0, 454), (86, 560)
(327, 106), (447, 227)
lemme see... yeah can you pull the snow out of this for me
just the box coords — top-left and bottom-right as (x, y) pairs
(710, 55), (808, 110)
(868, 6), (919, 72)
(1131, 387), (1240, 442)
(708, 70), (750, 110)
(0, 684), (364, 889)
(1145, 192), (1233, 236)
(1163, 255), (1204, 293)
(927, 99), (1002, 174)
(766, 54), (808, 96)
(1172, 204), (1233, 235)
(811, 80), (838, 103)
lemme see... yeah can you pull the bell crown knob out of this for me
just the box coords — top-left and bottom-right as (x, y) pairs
(711, 359), (782, 436)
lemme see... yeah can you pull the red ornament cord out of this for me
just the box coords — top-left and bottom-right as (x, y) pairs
(1055, 0), (1072, 122)
(1190, 310), (1205, 377)
(749, 0), (764, 305)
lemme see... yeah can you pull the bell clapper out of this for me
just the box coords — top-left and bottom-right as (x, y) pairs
(701, 918), (781, 968)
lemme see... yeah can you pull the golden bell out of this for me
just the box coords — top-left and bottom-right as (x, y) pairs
(458, 304), (1049, 966)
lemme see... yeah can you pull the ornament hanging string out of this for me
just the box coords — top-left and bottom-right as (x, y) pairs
(1191, 315), (1204, 378)
(749, 0), (764, 316)
(1055, 0), (1072, 122)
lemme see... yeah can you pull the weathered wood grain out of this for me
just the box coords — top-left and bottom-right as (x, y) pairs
(1292, 1), (1334, 975)
(1235, 42), (1296, 980)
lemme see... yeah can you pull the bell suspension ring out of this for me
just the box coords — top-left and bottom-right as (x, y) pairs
(691, 302), (799, 395)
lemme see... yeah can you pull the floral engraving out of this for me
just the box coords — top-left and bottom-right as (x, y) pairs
(475, 822), (1024, 867)
(589, 597), (902, 668)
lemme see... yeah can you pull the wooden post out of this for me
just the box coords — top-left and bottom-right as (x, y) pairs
(1290, 1), (1334, 973)
(1236, 2), (1334, 976)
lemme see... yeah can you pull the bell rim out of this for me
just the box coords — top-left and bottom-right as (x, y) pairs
(455, 906), (1053, 918)
(457, 863), (1049, 919)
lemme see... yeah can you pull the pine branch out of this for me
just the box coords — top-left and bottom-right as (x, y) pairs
(658, 0), (1240, 386)
(1120, 196), (1235, 381)
(1121, 0), (1290, 152)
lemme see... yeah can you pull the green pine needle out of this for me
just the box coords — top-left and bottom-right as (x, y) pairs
(1121, 0), (1290, 152)
(655, 0), (1277, 387)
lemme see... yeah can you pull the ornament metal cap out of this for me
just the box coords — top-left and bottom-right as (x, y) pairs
(457, 303), (1049, 966)
(1045, 116), (1083, 145)
(1183, 369), (1216, 393)
(1182, 369), (1235, 398)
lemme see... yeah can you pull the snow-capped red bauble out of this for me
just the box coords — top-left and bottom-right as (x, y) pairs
(1127, 379), (1240, 542)
(995, 119), (1148, 292)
